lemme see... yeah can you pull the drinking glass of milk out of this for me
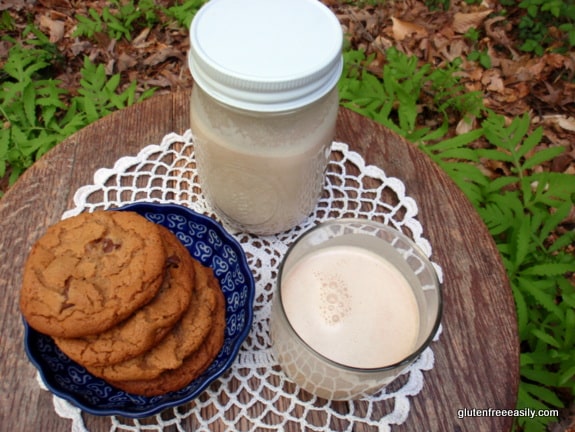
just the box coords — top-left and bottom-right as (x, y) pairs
(270, 219), (442, 400)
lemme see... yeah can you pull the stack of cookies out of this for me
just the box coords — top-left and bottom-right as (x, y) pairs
(19, 210), (226, 397)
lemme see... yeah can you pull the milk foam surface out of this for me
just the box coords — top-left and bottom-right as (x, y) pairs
(281, 245), (420, 368)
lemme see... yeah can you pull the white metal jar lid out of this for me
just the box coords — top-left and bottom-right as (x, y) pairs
(188, 0), (343, 112)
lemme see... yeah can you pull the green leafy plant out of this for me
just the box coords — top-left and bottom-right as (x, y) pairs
(434, 0), (575, 55)
(338, 47), (575, 432)
(163, 0), (208, 29)
(0, 29), (155, 193)
(339, 47), (483, 144)
(463, 28), (492, 69)
(424, 0), (451, 11)
(0, 10), (15, 32)
(74, 0), (208, 41)
(74, 0), (159, 41)
(75, 57), (155, 123)
(74, 8), (105, 39)
(1, 27), (78, 184)
(502, 0), (575, 55)
(468, 49), (492, 69)
(476, 115), (574, 432)
(437, 114), (574, 432)
(1, 0), (211, 196)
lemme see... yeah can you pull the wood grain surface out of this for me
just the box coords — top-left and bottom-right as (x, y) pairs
(0, 90), (519, 431)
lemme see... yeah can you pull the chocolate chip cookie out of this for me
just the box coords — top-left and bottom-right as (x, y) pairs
(109, 281), (226, 396)
(20, 211), (166, 338)
(87, 259), (220, 382)
(53, 225), (194, 366)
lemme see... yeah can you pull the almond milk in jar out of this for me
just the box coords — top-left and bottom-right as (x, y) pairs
(188, 0), (343, 235)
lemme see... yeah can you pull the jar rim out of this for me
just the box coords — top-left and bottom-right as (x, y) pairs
(188, 0), (343, 112)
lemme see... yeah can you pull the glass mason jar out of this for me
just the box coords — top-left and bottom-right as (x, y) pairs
(188, 0), (343, 235)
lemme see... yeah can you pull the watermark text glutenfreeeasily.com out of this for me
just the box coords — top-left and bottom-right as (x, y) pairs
(457, 408), (559, 420)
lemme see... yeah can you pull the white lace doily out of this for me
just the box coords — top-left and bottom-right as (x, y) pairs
(45, 130), (442, 431)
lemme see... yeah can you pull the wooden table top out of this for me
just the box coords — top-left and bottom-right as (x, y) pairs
(0, 90), (519, 431)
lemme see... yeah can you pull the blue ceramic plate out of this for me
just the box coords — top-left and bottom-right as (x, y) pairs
(24, 202), (255, 418)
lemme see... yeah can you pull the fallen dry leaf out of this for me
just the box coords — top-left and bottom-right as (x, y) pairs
(484, 16), (520, 58)
(455, 115), (477, 135)
(117, 52), (138, 73)
(434, 35), (469, 62)
(550, 152), (574, 173)
(537, 115), (575, 132)
(133, 28), (152, 49)
(0, 0), (28, 11)
(499, 56), (545, 83)
(391, 17), (428, 41)
(143, 47), (184, 67)
(533, 81), (575, 107)
(38, 15), (65, 43)
(482, 69), (505, 93)
(452, 10), (493, 34)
